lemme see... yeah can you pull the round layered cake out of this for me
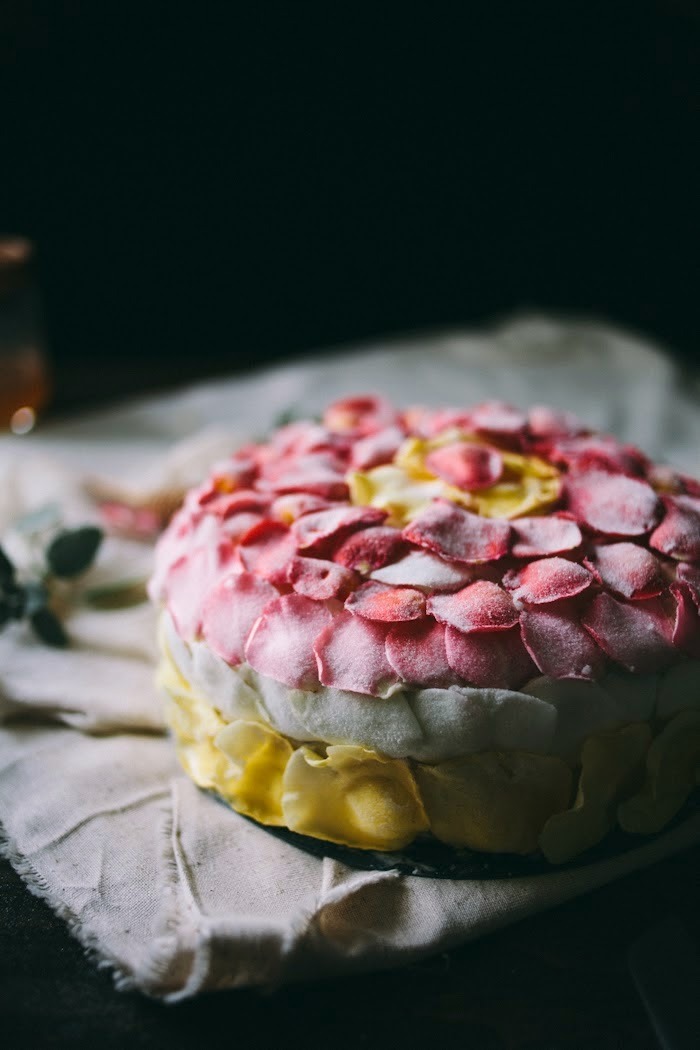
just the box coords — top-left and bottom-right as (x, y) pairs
(150, 396), (700, 863)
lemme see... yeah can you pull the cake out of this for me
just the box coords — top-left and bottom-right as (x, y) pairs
(150, 395), (700, 863)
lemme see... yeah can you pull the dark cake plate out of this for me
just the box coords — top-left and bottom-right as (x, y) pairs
(212, 791), (700, 879)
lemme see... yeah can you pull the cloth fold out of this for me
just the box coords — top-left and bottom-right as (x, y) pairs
(1, 317), (699, 999)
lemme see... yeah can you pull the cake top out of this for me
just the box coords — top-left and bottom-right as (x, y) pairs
(151, 395), (700, 697)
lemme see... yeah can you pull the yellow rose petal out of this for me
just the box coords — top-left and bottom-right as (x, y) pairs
(214, 720), (294, 826)
(282, 744), (428, 850)
(416, 751), (572, 854)
(617, 711), (700, 835)
(539, 723), (652, 864)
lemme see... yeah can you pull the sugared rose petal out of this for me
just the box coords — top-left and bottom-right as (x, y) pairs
(165, 542), (237, 641)
(551, 436), (647, 476)
(503, 557), (593, 606)
(370, 550), (474, 591)
(345, 581), (426, 622)
(677, 563), (700, 609)
(245, 594), (332, 688)
(385, 619), (453, 687)
(670, 581), (700, 658)
(445, 626), (535, 689)
(581, 593), (675, 673)
(403, 499), (511, 564)
(649, 496), (700, 561)
(292, 505), (386, 553)
(586, 542), (665, 600)
(350, 425), (405, 471)
(425, 443), (503, 491)
(221, 511), (266, 541)
(271, 493), (335, 524)
(510, 515), (582, 558)
(315, 612), (398, 696)
(469, 401), (527, 437)
(520, 608), (606, 680)
(237, 520), (297, 585)
(286, 556), (357, 601)
(201, 571), (277, 664)
(565, 470), (660, 536)
(428, 581), (518, 633)
(259, 453), (349, 500)
(527, 405), (585, 438)
(333, 525), (407, 574)
(323, 395), (397, 437)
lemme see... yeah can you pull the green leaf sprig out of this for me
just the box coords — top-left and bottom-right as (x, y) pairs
(0, 524), (104, 647)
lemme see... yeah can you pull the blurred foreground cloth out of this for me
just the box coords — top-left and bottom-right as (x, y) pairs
(1, 317), (700, 1000)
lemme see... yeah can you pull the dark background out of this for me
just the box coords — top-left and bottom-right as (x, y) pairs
(1, 3), (700, 413)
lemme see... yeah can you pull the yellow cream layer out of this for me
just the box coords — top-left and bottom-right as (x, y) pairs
(157, 634), (700, 862)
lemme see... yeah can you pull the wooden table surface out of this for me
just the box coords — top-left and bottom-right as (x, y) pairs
(2, 842), (698, 1050)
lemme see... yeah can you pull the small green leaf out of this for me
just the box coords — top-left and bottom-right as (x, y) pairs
(30, 607), (68, 647)
(0, 545), (15, 585)
(83, 578), (148, 610)
(46, 526), (104, 578)
(23, 581), (49, 618)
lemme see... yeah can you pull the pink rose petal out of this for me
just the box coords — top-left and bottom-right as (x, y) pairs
(428, 580), (518, 633)
(370, 550), (474, 591)
(201, 571), (277, 664)
(403, 499), (511, 564)
(258, 452), (349, 500)
(510, 515), (583, 558)
(271, 493), (335, 522)
(527, 405), (585, 439)
(323, 395), (397, 437)
(221, 511), (266, 542)
(587, 542), (665, 600)
(237, 520), (297, 586)
(445, 624), (536, 689)
(165, 542), (237, 641)
(345, 581), (426, 622)
(503, 557), (593, 606)
(670, 581), (700, 659)
(520, 607), (606, 680)
(649, 496), (700, 561)
(333, 525), (407, 574)
(469, 401), (527, 437)
(581, 592), (675, 673)
(292, 505), (386, 553)
(350, 425), (405, 471)
(245, 594), (332, 689)
(425, 442), (503, 491)
(565, 470), (661, 536)
(551, 436), (648, 476)
(385, 619), (453, 687)
(314, 611), (398, 696)
(286, 556), (357, 601)
(677, 563), (700, 610)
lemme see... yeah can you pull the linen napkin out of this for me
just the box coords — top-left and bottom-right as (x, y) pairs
(1, 317), (699, 1000)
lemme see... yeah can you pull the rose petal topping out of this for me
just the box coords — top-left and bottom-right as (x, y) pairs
(403, 499), (511, 564)
(428, 580), (518, 633)
(315, 611), (398, 696)
(527, 405), (585, 438)
(670, 581), (700, 658)
(649, 496), (700, 561)
(237, 520), (297, 586)
(165, 542), (237, 641)
(520, 608), (606, 680)
(424, 443), (503, 491)
(503, 557), (593, 605)
(292, 505), (386, 553)
(565, 470), (660, 536)
(245, 594), (332, 688)
(510, 515), (582, 558)
(271, 493), (336, 524)
(469, 401), (527, 436)
(587, 542), (665, 600)
(350, 425), (406, 471)
(221, 511), (266, 541)
(445, 625), (535, 689)
(333, 525), (407, 574)
(677, 563), (700, 609)
(323, 395), (397, 437)
(385, 619), (453, 687)
(581, 593), (675, 673)
(551, 436), (647, 476)
(345, 581), (426, 622)
(370, 550), (474, 591)
(201, 571), (277, 664)
(286, 556), (357, 601)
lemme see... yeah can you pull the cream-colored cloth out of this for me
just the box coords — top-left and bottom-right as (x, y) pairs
(1, 317), (699, 1000)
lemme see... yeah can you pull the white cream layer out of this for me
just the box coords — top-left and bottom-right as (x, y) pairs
(161, 612), (700, 764)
